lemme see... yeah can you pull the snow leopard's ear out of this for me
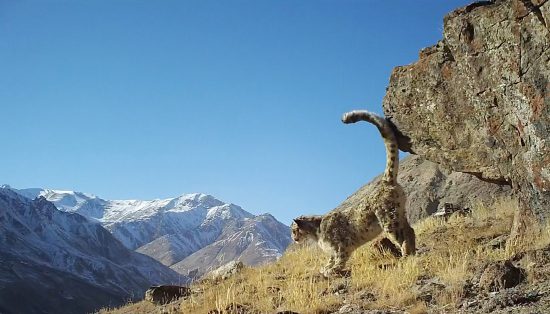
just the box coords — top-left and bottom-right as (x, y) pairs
(293, 217), (305, 227)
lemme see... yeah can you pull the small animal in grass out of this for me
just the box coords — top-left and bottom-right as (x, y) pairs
(291, 110), (416, 277)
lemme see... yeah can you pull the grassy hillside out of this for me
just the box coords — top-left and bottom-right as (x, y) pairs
(102, 199), (550, 313)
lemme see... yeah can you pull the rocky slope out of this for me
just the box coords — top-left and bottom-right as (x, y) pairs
(0, 187), (183, 314)
(9, 187), (292, 278)
(337, 155), (512, 223)
(382, 0), (550, 218)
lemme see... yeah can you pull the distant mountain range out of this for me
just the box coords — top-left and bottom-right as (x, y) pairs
(0, 185), (291, 313)
(1, 185), (291, 308)
(8, 187), (292, 278)
(0, 187), (183, 314)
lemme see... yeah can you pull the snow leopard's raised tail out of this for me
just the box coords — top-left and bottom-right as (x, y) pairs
(341, 110), (399, 184)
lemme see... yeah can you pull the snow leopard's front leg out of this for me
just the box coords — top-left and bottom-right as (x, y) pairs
(322, 248), (351, 277)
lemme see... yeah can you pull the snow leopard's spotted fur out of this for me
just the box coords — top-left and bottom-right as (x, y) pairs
(291, 110), (416, 277)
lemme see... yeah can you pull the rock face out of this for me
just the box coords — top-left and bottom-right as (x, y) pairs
(382, 0), (550, 218)
(336, 155), (511, 223)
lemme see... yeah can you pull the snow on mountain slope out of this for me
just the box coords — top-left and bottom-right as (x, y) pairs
(109, 196), (256, 252)
(170, 213), (292, 277)
(12, 186), (107, 220)
(9, 186), (293, 277)
(0, 187), (185, 314)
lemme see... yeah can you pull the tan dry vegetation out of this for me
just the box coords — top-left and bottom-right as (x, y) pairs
(104, 199), (550, 314)
(98, 299), (158, 314)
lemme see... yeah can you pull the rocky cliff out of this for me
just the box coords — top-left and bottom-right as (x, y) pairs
(382, 0), (550, 220)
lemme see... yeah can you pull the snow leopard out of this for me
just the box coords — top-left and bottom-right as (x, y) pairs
(291, 110), (416, 277)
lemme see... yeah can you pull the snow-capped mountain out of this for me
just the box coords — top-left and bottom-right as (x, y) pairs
(0, 187), (184, 314)
(9, 186), (292, 278)
(171, 213), (291, 275)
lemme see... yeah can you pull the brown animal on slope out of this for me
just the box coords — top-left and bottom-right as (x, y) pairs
(291, 110), (416, 277)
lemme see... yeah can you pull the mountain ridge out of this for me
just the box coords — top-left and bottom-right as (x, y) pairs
(0, 187), (184, 314)
(7, 186), (292, 278)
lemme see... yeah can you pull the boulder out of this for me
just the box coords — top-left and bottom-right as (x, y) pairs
(144, 285), (191, 305)
(382, 0), (550, 220)
(479, 260), (526, 291)
(207, 260), (244, 281)
(433, 203), (472, 220)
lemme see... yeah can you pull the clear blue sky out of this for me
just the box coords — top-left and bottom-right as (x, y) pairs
(0, 0), (472, 225)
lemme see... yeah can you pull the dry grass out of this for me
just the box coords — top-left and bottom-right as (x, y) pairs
(181, 245), (343, 313)
(97, 300), (158, 314)
(106, 199), (550, 314)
